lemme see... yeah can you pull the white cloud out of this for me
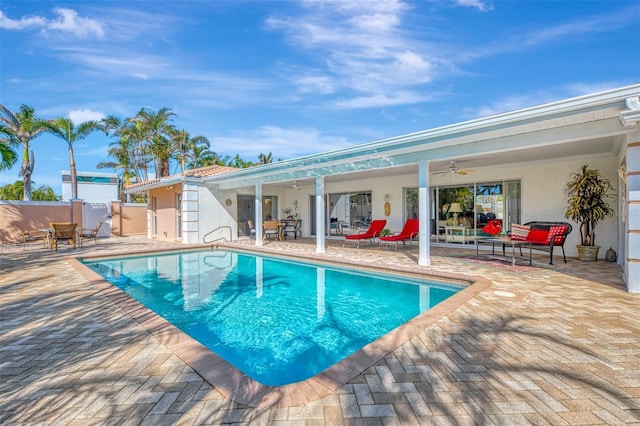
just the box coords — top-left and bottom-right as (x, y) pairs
(293, 74), (336, 94)
(69, 109), (105, 124)
(0, 8), (105, 39)
(332, 91), (433, 109)
(454, 0), (493, 12)
(211, 126), (353, 159)
(48, 8), (105, 39)
(266, 0), (447, 108)
(0, 11), (47, 30)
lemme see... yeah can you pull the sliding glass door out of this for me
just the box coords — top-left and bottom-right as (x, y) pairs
(323, 191), (372, 236)
(407, 179), (521, 243)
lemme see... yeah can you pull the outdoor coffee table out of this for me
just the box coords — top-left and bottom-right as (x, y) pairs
(476, 237), (532, 266)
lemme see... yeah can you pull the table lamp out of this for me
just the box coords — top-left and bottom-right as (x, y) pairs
(449, 202), (463, 224)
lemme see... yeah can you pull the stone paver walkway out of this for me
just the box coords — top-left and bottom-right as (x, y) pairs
(1, 236), (639, 425)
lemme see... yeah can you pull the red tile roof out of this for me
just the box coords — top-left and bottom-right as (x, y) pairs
(124, 165), (237, 190)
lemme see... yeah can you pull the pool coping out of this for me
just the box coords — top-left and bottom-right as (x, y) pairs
(69, 245), (492, 409)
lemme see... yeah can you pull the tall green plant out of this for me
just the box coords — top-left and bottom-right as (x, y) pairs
(0, 104), (48, 200)
(564, 165), (615, 246)
(45, 117), (101, 199)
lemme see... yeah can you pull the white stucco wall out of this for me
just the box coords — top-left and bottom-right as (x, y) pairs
(198, 186), (237, 243)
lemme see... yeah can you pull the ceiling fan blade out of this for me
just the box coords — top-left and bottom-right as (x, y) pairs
(457, 170), (468, 175)
(431, 171), (448, 176)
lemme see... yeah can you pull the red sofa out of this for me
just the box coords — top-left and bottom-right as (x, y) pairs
(509, 221), (573, 265)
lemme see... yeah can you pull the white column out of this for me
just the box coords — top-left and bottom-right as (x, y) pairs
(255, 184), (263, 246)
(418, 161), (431, 266)
(182, 183), (199, 244)
(625, 129), (640, 293)
(316, 176), (326, 253)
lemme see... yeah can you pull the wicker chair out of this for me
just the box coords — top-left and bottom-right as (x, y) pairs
(16, 224), (46, 251)
(51, 223), (78, 251)
(79, 222), (103, 247)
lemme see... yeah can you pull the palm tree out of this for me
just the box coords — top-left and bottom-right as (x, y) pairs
(257, 152), (273, 165)
(228, 153), (253, 168)
(187, 144), (217, 169)
(0, 132), (18, 171)
(171, 129), (211, 172)
(134, 107), (176, 177)
(45, 117), (101, 199)
(100, 115), (150, 185)
(0, 104), (48, 200)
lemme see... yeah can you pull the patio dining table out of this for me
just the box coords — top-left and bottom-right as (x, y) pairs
(40, 224), (80, 250)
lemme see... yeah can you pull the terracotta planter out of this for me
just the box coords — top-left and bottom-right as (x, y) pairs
(577, 245), (600, 261)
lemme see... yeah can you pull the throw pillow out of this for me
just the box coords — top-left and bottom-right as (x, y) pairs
(545, 225), (567, 244)
(510, 223), (530, 241)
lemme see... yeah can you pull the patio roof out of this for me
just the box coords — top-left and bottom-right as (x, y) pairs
(198, 83), (639, 190)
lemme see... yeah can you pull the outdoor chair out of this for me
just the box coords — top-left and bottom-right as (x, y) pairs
(16, 224), (46, 251)
(79, 222), (102, 247)
(51, 223), (78, 251)
(379, 219), (419, 250)
(263, 220), (281, 241)
(343, 219), (386, 248)
(247, 220), (256, 239)
(282, 219), (301, 240)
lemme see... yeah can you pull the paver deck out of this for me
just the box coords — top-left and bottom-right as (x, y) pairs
(1, 236), (638, 425)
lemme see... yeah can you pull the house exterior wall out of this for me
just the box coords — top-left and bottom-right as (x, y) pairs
(429, 155), (618, 259)
(149, 185), (182, 241)
(61, 171), (119, 202)
(190, 155), (619, 262)
(111, 202), (147, 236)
(198, 186), (237, 243)
(247, 155), (618, 260)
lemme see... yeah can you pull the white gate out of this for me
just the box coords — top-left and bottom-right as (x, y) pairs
(82, 202), (112, 237)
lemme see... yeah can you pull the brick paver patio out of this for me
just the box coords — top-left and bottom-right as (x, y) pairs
(1, 236), (638, 425)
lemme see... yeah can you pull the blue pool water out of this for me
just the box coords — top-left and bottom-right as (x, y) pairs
(83, 249), (463, 386)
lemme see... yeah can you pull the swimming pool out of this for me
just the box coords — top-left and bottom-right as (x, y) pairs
(83, 249), (464, 386)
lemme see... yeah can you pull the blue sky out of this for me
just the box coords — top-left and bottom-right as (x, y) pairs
(1, 0), (639, 194)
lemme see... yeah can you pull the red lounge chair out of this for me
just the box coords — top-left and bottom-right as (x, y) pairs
(343, 219), (386, 248)
(380, 219), (419, 250)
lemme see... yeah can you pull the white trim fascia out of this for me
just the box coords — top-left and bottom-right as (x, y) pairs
(620, 96), (640, 127)
(124, 176), (184, 194)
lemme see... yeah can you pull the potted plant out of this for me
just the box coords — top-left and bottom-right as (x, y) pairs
(564, 165), (615, 261)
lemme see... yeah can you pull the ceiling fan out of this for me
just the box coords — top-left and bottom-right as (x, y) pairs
(291, 181), (304, 190)
(432, 160), (475, 176)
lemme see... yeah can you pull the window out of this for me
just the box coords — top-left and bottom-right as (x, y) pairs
(263, 196), (278, 220)
(404, 188), (419, 221)
(325, 191), (372, 235)
(406, 179), (521, 242)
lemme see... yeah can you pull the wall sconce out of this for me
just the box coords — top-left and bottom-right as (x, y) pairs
(384, 194), (391, 216)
